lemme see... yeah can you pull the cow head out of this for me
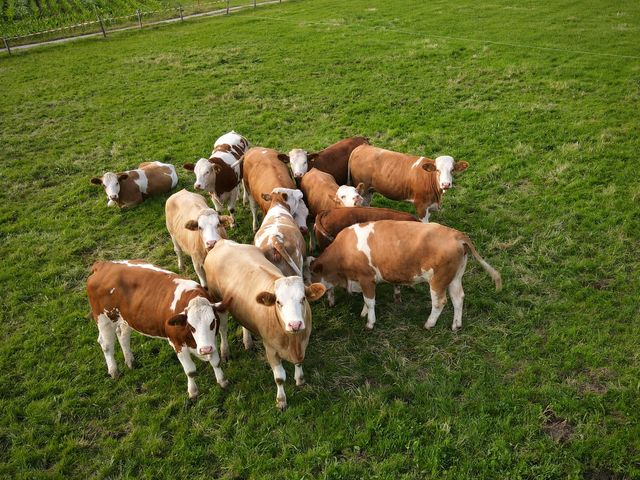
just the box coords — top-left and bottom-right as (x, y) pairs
(256, 276), (325, 333)
(91, 172), (129, 206)
(425, 156), (469, 191)
(287, 149), (310, 179)
(271, 188), (309, 234)
(166, 296), (228, 356)
(184, 158), (222, 192)
(334, 183), (365, 207)
(184, 209), (232, 251)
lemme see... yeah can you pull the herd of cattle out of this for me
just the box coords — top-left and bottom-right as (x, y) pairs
(87, 132), (502, 410)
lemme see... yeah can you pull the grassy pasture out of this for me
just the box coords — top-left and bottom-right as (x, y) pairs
(1, 0), (639, 478)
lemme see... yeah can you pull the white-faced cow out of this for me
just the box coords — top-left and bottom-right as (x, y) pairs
(243, 147), (309, 232)
(86, 260), (229, 399)
(183, 131), (249, 219)
(289, 136), (370, 184)
(349, 145), (469, 222)
(299, 168), (365, 217)
(165, 189), (232, 287)
(308, 220), (501, 331)
(91, 161), (178, 208)
(204, 240), (325, 410)
(254, 191), (306, 277)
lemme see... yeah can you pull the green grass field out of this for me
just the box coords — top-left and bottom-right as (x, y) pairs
(1, 0), (639, 478)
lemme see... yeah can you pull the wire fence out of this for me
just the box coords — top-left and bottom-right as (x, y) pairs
(2, 0), (282, 54)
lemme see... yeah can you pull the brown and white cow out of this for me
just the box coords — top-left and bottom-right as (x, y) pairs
(308, 220), (501, 331)
(183, 131), (249, 219)
(86, 260), (229, 398)
(300, 168), (365, 217)
(349, 145), (469, 222)
(243, 147), (309, 232)
(289, 136), (370, 184)
(254, 191), (306, 277)
(165, 189), (232, 287)
(91, 161), (178, 208)
(204, 240), (325, 410)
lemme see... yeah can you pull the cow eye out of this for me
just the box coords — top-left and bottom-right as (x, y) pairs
(189, 325), (196, 333)
(276, 300), (282, 307)
(210, 321), (215, 330)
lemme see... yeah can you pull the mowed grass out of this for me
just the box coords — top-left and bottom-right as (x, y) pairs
(1, 0), (639, 478)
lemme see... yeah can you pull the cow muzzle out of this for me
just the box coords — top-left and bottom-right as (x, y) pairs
(199, 345), (213, 355)
(287, 321), (304, 332)
(441, 183), (451, 190)
(206, 240), (218, 251)
(109, 195), (119, 201)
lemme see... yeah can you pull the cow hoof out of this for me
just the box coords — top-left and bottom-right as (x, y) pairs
(296, 378), (306, 387)
(109, 370), (120, 379)
(126, 358), (137, 369)
(188, 391), (199, 401)
(276, 400), (288, 411)
(365, 323), (374, 331)
(394, 295), (402, 304)
(451, 325), (461, 332)
(218, 379), (229, 389)
(424, 322), (435, 330)
(220, 349), (230, 363)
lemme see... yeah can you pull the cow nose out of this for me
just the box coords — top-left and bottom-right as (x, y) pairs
(294, 173), (303, 179)
(288, 321), (303, 331)
(355, 196), (363, 205)
(194, 183), (202, 190)
(441, 183), (451, 190)
(109, 195), (118, 200)
(199, 346), (213, 355)
(299, 226), (308, 235)
(206, 240), (217, 250)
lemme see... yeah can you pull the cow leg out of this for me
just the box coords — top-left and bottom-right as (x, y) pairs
(448, 278), (465, 332)
(360, 281), (377, 330)
(217, 311), (230, 362)
(393, 285), (402, 303)
(227, 187), (239, 221)
(207, 346), (229, 388)
(309, 225), (317, 253)
(170, 234), (184, 270)
(176, 348), (199, 399)
(242, 327), (254, 351)
(425, 287), (447, 329)
(192, 259), (207, 288)
(416, 204), (430, 223)
(210, 193), (224, 212)
(248, 192), (259, 232)
(241, 180), (248, 205)
(266, 347), (287, 411)
(97, 314), (119, 379)
(326, 287), (335, 307)
(294, 363), (305, 386)
(115, 321), (135, 369)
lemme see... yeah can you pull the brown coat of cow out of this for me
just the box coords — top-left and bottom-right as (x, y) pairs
(204, 240), (325, 410)
(349, 145), (468, 222)
(308, 220), (501, 331)
(86, 260), (229, 398)
(307, 136), (369, 185)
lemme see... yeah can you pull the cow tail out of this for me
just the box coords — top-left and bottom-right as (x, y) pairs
(461, 236), (502, 291)
(347, 149), (354, 186)
(270, 237), (302, 277)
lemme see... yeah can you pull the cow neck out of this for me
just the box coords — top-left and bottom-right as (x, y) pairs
(427, 171), (443, 208)
(314, 211), (335, 242)
(209, 156), (240, 193)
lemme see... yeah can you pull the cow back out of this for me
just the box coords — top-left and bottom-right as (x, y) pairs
(244, 147), (296, 213)
(312, 136), (369, 185)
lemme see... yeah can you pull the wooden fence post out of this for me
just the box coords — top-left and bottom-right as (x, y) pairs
(2, 37), (10, 55)
(226, 0), (230, 14)
(97, 16), (107, 37)
(179, 6), (184, 21)
(137, 9), (142, 28)
(254, 0), (257, 8)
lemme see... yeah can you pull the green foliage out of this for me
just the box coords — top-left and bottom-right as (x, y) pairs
(1, 0), (639, 478)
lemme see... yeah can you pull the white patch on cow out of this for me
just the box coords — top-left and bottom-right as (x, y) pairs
(435, 155), (455, 189)
(153, 162), (178, 187)
(171, 278), (201, 312)
(211, 151), (236, 167)
(412, 268), (434, 285)
(351, 223), (383, 281)
(411, 156), (425, 168)
(255, 204), (290, 247)
(288, 149), (308, 178)
(273, 277), (307, 332)
(336, 185), (364, 207)
(109, 288), (115, 294)
(112, 260), (174, 275)
(133, 169), (148, 194)
(347, 280), (362, 293)
(271, 188), (308, 230)
(197, 210), (225, 249)
(184, 296), (218, 357)
(102, 172), (121, 200)
(214, 131), (244, 149)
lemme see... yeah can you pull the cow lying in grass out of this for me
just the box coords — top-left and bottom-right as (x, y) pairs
(307, 220), (501, 331)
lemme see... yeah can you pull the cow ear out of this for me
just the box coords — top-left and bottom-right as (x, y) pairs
(183, 163), (195, 171)
(277, 153), (290, 164)
(422, 162), (436, 172)
(184, 220), (199, 230)
(219, 215), (234, 228)
(90, 177), (103, 185)
(213, 164), (222, 174)
(356, 182), (365, 195)
(117, 173), (129, 181)
(167, 314), (187, 326)
(211, 297), (232, 312)
(454, 161), (469, 172)
(308, 152), (319, 162)
(305, 283), (326, 301)
(328, 193), (341, 206)
(256, 291), (276, 306)
(261, 193), (272, 202)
